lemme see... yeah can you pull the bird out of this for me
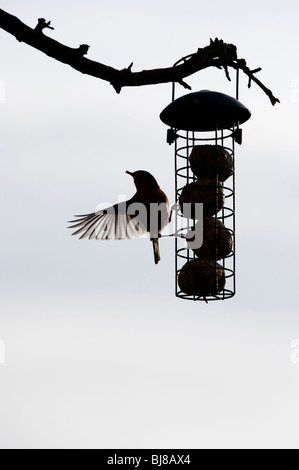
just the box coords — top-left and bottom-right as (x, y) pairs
(68, 170), (171, 264)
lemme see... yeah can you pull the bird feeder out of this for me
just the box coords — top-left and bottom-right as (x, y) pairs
(160, 86), (251, 302)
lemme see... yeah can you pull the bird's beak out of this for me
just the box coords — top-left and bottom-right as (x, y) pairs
(126, 170), (133, 176)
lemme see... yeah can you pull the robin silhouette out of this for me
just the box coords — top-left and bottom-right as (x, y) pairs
(68, 170), (171, 264)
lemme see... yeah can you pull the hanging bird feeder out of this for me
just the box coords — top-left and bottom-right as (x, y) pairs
(160, 85), (251, 302)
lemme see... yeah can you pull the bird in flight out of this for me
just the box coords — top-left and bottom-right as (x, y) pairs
(68, 170), (171, 264)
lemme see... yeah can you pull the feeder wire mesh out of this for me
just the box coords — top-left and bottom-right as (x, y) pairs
(159, 62), (250, 301)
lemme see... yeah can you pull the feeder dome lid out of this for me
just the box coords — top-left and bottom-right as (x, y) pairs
(160, 90), (251, 131)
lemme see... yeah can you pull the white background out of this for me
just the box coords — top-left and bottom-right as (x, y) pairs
(1, 0), (299, 449)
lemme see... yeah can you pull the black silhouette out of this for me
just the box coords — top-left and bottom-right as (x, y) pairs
(68, 171), (171, 264)
(0, 9), (279, 104)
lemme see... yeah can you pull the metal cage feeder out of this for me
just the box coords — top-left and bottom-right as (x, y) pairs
(160, 88), (251, 302)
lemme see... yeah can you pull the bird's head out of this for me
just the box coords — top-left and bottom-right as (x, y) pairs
(126, 170), (159, 191)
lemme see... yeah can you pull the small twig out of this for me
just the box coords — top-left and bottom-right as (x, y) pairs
(126, 62), (134, 72)
(223, 64), (231, 81)
(178, 79), (192, 90)
(247, 67), (262, 88)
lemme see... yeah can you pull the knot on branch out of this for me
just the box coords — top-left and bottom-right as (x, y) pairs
(235, 58), (247, 68)
(209, 37), (237, 61)
(111, 63), (134, 93)
(74, 44), (90, 56)
(35, 18), (54, 33)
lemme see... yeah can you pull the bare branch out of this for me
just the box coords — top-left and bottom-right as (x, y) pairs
(0, 9), (280, 105)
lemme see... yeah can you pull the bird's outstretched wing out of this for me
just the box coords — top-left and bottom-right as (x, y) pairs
(68, 200), (147, 240)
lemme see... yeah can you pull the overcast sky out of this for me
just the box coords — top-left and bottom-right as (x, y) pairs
(1, 0), (299, 449)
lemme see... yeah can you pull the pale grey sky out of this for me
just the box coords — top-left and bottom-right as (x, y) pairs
(1, 0), (299, 449)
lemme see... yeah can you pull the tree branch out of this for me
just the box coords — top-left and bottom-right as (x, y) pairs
(0, 8), (280, 105)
